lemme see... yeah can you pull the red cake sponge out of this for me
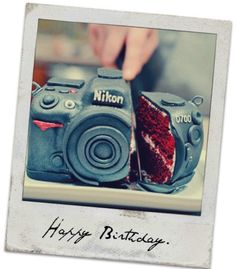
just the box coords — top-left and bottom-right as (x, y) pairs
(137, 95), (176, 184)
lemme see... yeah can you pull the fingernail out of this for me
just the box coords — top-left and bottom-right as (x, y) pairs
(102, 52), (117, 67)
(123, 69), (134, 80)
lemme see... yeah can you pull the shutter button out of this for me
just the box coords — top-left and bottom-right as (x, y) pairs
(40, 95), (59, 109)
(43, 95), (55, 104)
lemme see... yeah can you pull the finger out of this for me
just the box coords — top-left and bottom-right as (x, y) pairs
(88, 24), (99, 55)
(122, 28), (149, 80)
(101, 27), (127, 67)
(88, 24), (105, 57)
(141, 30), (159, 64)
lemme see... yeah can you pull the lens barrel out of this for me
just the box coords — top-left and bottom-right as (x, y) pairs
(63, 110), (131, 185)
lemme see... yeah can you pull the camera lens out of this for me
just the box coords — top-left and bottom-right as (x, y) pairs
(83, 134), (121, 169)
(77, 126), (125, 172)
(89, 139), (115, 163)
(63, 112), (131, 184)
(94, 141), (113, 159)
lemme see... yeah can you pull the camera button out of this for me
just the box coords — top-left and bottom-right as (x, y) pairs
(51, 155), (64, 168)
(64, 100), (75, 109)
(161, 96), (185, 107)
(192, 111), (203, 125)
(188, 125), (202, 146)
(59, 89), (69, 94)
(98, 67), (122, 79)
(47, 78), (85, 89)
(45, 87), (55, 91)
(185, 143), (193, 161)
(40, 95), (59, 109)
(43, 95), (55, 104)
(69, 88), (78, 94)
(185, 143), (194, 169)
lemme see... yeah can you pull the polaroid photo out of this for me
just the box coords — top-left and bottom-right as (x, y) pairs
(6, 3), (231, 269)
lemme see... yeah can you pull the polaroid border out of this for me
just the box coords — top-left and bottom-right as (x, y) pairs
(6, 4), (231, 269)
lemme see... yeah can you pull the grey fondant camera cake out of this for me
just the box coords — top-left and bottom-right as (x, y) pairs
(27, 67), (204, 193)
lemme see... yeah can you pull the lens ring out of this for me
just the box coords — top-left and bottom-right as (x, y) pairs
(89, 140), (115, 163)
(76, 126), (128, 175)
(84, 136), (120, 168)
(90, 140), (115, 161)
(63, 111), (131, 183)
(91, 141), (114, 160)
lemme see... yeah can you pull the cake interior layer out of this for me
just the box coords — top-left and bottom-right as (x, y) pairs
(137, 96), (176, 184)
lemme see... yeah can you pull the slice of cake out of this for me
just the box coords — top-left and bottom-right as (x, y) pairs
(137, 95), (176, 184)
(136, 92), (204, 192)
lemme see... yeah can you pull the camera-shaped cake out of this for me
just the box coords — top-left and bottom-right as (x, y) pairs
(27, 68), (133, 186)
(27, 68), (204, 193)
(136, 92), (204, 193)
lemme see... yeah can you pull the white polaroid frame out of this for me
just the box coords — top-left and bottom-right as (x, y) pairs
(6, 3), (231, 269)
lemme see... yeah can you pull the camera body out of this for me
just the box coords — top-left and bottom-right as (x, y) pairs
(27, 68), (133, 186)
(136, 92), (204, 193)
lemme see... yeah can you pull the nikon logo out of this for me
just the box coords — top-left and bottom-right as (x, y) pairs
(93, 89), (124, 107)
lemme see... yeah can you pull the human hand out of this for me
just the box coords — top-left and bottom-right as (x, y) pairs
(88, 24), (159, 80)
